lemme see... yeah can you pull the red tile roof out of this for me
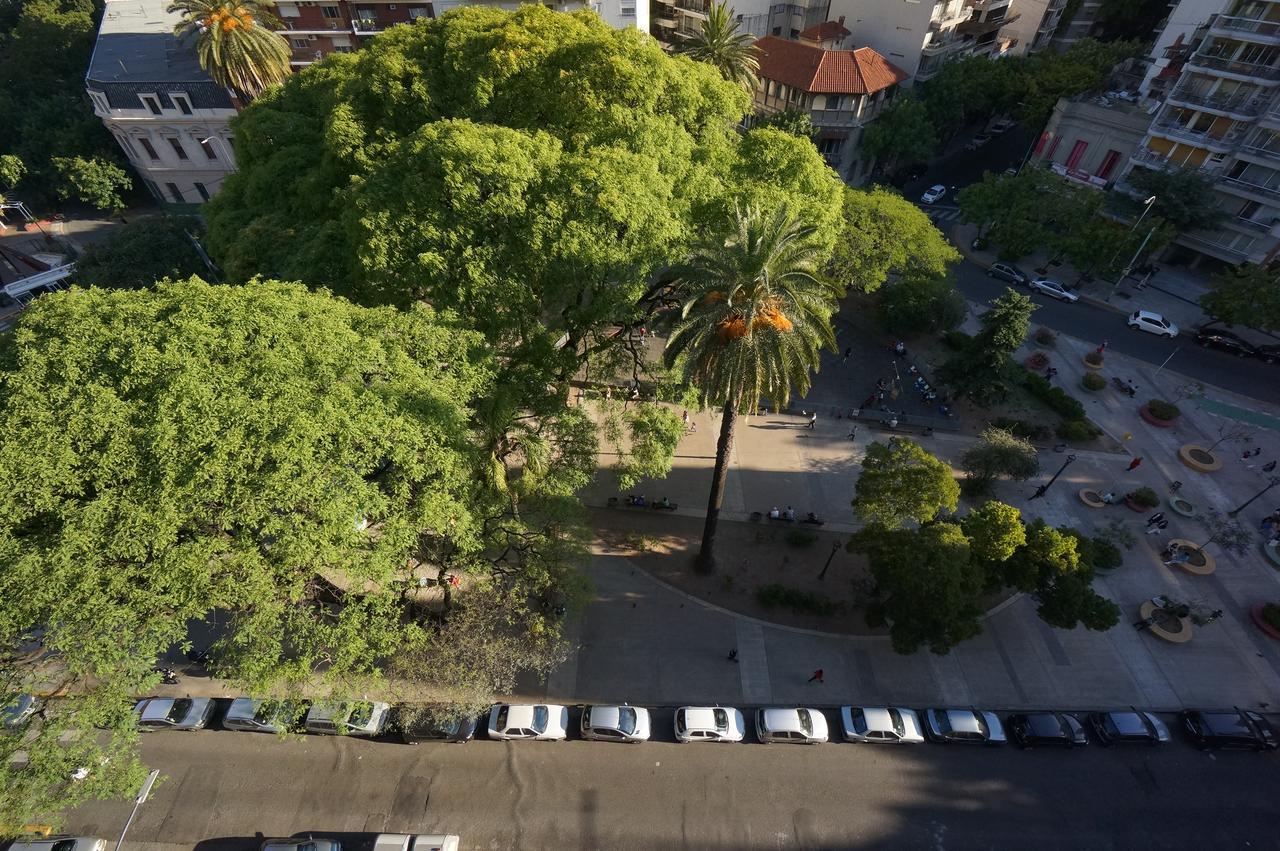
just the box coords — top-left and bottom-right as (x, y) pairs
(798, 20), (851, 42)
(754, 36), (908, 96)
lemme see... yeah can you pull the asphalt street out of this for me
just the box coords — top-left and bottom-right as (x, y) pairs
(66, 718), (1280, 851)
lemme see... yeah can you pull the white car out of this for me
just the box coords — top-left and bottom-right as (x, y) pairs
(303, 700), (390, 736)
(223, 698), (303, 734)
(1028, 278), (1079, 302)
(134, 697), (215, 731)
(580, 704), (650, 742)
(674, 705), (744, 743)
(840, 706), (925, 744)
(1127, 309), (1179, 338)
(755, 707), (828, 744)
(487, 703), (568, 741)
(920, 184), (947, 204)
(7, 839), (107, 851)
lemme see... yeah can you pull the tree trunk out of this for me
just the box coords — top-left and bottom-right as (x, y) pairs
(696, 399), (737, 574)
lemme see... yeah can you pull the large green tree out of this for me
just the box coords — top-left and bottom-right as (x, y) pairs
(852, 438), (959, 529)
(1125, 166), (1223, 233)
(665, 206), (838, 571)
(828, 186), (959, 294)
(1201, 263), (1280, 333)
(73, 215), (212, 290)
(1000, 520), (1120, 630)
(959, 427), (1040, 497)
(859, 96), (937, 174)
(938, 288), (1035, 406)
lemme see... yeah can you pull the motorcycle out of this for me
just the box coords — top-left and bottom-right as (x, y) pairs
(154, 667), (179, 685)
(625, 494), (648, 507)
(651, 500), (678, 511)
(1111, 376), (1137, 398)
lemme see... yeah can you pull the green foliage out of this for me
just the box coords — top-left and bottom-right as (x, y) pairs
(1127, 486), (1160, 508)
(958, 168), (1094, 261)
(992, 416), (1052, 440)
(960, 427), (1040, 495)
(756, 583), (840, 616)
(167, 0), (292, 99)
(943, 329), (972, 351)
(938, 288), (1035, 406)
(51, 155), (131, 213)
(73, 215), (210, 289)
(0, 153), (24, 188)
(999, 520), (1118, 632)
(829, 187), (959, 295)
(1082, 372), (1106, 391)
(1084, 350), (1105, 367)
(1055, 419), (1100, 441)
(610, 405), (685, 491)
(877, 274), (967, 336)
(1126, 166), (1224, 233)
(1145, 399), (1180, 421)
(859, 96), (937, 172)
(1067, 531), (1124, 572)
(752, 109), (818, 141)
(853, 438), (960, 529)
(1193, 509), (1253, 556)
(1034, 326), (1056, 345)
(676, 0), (760, 90)
(960, 500), (1026, 564)
(1201, 264), (1280, 333)
(1024, 373), (1086, 420)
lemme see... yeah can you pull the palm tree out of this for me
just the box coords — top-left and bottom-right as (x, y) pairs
(676, 1), (760, 91)
(168, 0), (292, 100)
(665, 206), (837, 571)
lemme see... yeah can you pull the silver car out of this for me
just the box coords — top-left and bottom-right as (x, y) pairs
(581, 704), (650, 743)
(840, 706), (925, 744)
(134, 697), (215, 731)
(923, 709), (1007, 745)
(1028, 278), (1079, 302)
(223, 698), (302, 734)
(7, 839), (107, 851)
(674, 706), (744, 743)
(304, 700), (390, 737)
(756, 707), (828, 744)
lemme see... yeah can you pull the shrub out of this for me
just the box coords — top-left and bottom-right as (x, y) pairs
(1264, 603), (1280, 631)
(756, 583), (840, 616)
(1088, 537), (1123, 571)
(1034, 326), (1056, 346)
(1081, 372), (1106, 391)
(1025, 351), (1050, 371)
(785, 529), (818, 548)
(943, 329), (973, 351)
(993, 416), (1051, 440)
(1024, 373), (1086, 420)
(1084, 351), (1104, 367)
(1127, 486), (1160, 508)
(1056, 419), (1100, 441)
(1146, 399), (1181, 421)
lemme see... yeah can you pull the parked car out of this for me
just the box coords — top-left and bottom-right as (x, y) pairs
(303, 700), (390, 737)
(1028, 278), (1079, 302)
(1, 694), (40, 729)
(1257, 343), (1280, 364)
(1127, 310), (1179, 338)
(1087, 710), (1171, 746)
(840, 706), (924, 744)
(987, 262), (1029, 285)
(674, 706), (745, 743)
(261, 839), (340, 851)
(580, 704), (650, 743)
(1195, 327), (1258, 358)
(133, 697), (214, 731)
(923, 709), (1006, 745)
(1180, 709), (1279, 751)
(755, 707), (828, 744)
(371, 834), (461, 851)
(487, 703), (568, 741)
(6, 838), (107, 851)
(1005, 712), (1089, 748)
(987, 118), (1016, 134)
(920, 184), (947, 204)
(391, 705), (477, 744)
(966, 133), (992, 150)
(222, 698), (303, 734)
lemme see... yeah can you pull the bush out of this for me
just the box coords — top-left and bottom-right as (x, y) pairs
(1081, 372), (1106, 391)
(1146, 399), (1181, 421)
(756, 583), (840, 616)
(1057, 419), (1100, 441)
(1088, 537), (1123, 571)
(1084, 351), (1104, 367)
(878, 276), (967, 336)
(1024, 373), (1086, 420)
(1025, 351), (1050, 371)
(1034, 326), (1056, 346)
(993, 416), (1052, 440)
(785, 529), (818, 548)
(1264, 603), (1280, 631)
(943, 329), (973, 351)
(1127, 486), (1160, 508)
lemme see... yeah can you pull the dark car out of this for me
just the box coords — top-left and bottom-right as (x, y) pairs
(390, 705), (477, 744)
(987, 262), (1029, 285)
(1195, 327), (1258, 358)
(1087, 711), (1170, 746)
(1006, 712), (1089, 748)
(1257, 344), (1280, 365)
(1180, 709), (1279, 751)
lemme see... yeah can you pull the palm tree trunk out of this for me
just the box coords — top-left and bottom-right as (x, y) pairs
(697, 398), (737, 573)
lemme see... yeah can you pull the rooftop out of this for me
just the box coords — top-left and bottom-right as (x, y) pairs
(754, 36), (908, 96)
(798, 19), (851, 42)
(87, 0), (212, 84)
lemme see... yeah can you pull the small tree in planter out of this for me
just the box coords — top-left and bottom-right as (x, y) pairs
(1081, 372), (1106, 392)
(1190, 509), (1252, 557)
(1025, 351), (1050, 371)
(1125, 486), (1160, 509)
(1206, 422), (1255, 453)
(1145, 398), (1181, 422)
(1083, 350), (1104, 369)
(1034, 326), (1056, 347)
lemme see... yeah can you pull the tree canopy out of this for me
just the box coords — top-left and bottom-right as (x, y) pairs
(938, 288), (1035, 406)
(852, 438), (959, 529)
(1126, 166), (1224, 233)
(960, 427), (1040, 496)
(1201, 263), (1280, 333)
(72, 215), (212, 290)
(828, 186), (959, 294)
(859, 96), (937, 174)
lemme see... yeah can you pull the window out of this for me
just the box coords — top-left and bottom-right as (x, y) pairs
(334, 45), (354, 52)
(408, 5), (429, 17)
(1238, 199), (1261, 220)
(321, 4), (339, 16)
(194, 182), (210, 201)
(166, 138), (189, 160)
(139, 137), (160, 161)
(170, 92), (193, 115)
(143, 179), (162, 201)
(166, 182), (184, 203)
(292, 38), (309, 48)
(88, 91), (110, 112)
(817, 137), (842, 155)
(1096, 149), (1121, 180)
(114, 134), (137, 159)
(1064, 140), (1088, 170)
(139, 94), (162, 115)
(620, 4), (635, 14)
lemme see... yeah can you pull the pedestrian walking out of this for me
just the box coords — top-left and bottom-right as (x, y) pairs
(1263, 460), (1277, 473)
(807, 668), (824, 684)
(1127, 457), (1143, 472)
(843, 346), (852, 363)
(807, 412), (817, 429)
(847, 424), (858, 440)
(1097, 340), (1109, 355)
(727, 649), (738, 662)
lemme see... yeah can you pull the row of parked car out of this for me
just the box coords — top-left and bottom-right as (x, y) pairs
(131, 695), (1280, 752)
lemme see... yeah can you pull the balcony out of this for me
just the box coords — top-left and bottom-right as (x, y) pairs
(1149, 119), (1243, 152)
(1176, 231), (1252, 260)
(1185, 50), (1280, 83)
(352, 18), (385, 32)
(1167, 85), (1266, 118)
(966, 0), (1011, 10)
(809, 107), (861, 128)
(958, 11), (1020, 36)
(674, 0), (707, 15)
(1225, 214), (1276, 234)
(1209, 14), (1280, 44)
(1218, 173), (1280, 202)
(1128, 146), (1225, 175)
(1238, 141), (1280, 162)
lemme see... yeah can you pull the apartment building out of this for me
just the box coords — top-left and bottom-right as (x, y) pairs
(85, 0), (239, 205)
(282, 0), (648, 67)
(1032, 93), (1152, 188)
(1122, 0), (1280, 266)
(1000, 0), (1069, 54)
(752, 34), (908, 181)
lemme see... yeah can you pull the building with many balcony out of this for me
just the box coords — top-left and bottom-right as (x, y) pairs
(1000, 0), (1068, 54)
(751, 34), (908, 181)
(85, 0), (239, 205)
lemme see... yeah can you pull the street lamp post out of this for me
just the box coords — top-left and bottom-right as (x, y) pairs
(1029, 454), (1077, 500)
(1105, 195), (1156, 301)
(1228, 475), (1280, 517)
(818, 540), (841, 581)
(114, 769), (160, 851)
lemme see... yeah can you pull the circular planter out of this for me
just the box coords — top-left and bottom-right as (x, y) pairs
(1083, 355), (1105, 370)
(1250, 603), (1280, 640)
(1139, 599), (1193, 644)
(1165, 538), (1215, 575)
(1265, 539), (1280, 568)
(1169, 496), (1195, 517)
(1178, 444), (1222, 472)
(1025, 354), (1050, 371)
(1081, 376), (1105, 393)
(1139, 405), (1178, 428)
(1079, 488), (1107, 508)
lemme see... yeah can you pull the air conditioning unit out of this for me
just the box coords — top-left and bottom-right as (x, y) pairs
(329, 21), (338, 28)
(307, 33), (317, 40)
